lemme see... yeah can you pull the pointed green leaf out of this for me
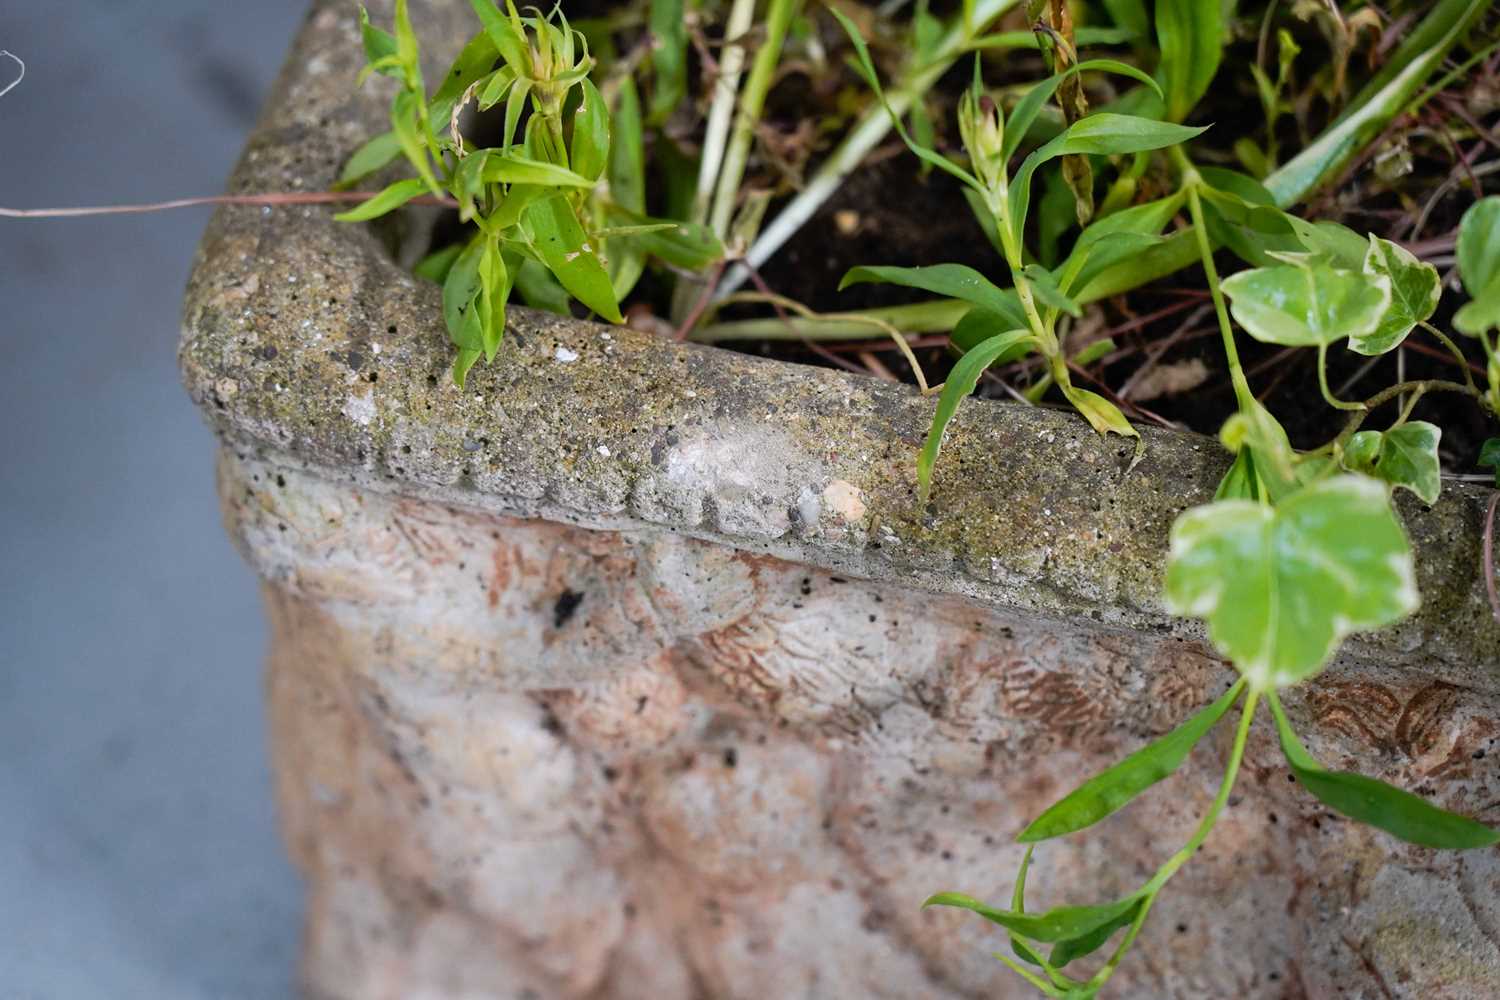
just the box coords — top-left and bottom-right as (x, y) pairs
(1354, 236), (1440, 355)
(513, 256), (572, 315)
(647, 0), (686, 122)
(1221, 261), (1391, 347)
(1022, 265), (1082, 317)
(1479, 438), (1500, 487)
(1165, 476), (1418, 688)
(481, 153), (595, 187)
(523, 196), (623, 323)
(1002, 59), (1165, 162)
(1342, 421), (1442, 505)
(1156, 0), (1224, 121)
(1010, 116), (1207, 238)
(1020, 679), (1246, 842)
(428, 31), (501, 131)
(413, 242), (464, 284)
(442, 238), (487, 352)
(924, 891), (1145, 945)
(1456, 196), (1500, 337)
(919, 330), (1039, 500)
(1049, 896), (1145, 968)
(1285, 217), (1367, 269)
(606, 206), (723, 271)
(336, 130), (403, 189)
(359, 6), (399, 70)
(1059, 384), (1137, 441)
(333, 177), (428, 222)
(569, 78), (610, 182)
(1268, 694), (1499, 849)
(840, 264), (1025, 329)
(469, 0), (531, 75)
(950, 305), (1034, 356)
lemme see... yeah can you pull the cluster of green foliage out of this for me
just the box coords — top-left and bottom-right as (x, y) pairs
(343, 0), (721, 384)
(830, 0), (1499, 994)
(341, 2), (1499, 995)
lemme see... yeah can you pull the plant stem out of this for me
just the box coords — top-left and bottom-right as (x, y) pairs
(708, 0), (799, 240)
(690, 0), (757, 228)
(1420, 320), (1476, 391)
(1317, 344), (1367, 412)
(716, 0), (1021, 299)
(1089, 687), (1260, 992)
(1326, 378), (1483, 451)
(1182, 176), (1253, 411)
(694, 298), (970, 341)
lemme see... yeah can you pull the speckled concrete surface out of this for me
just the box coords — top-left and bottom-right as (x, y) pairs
(0, 5), (306, 998)
(173, 2), (1500, 997)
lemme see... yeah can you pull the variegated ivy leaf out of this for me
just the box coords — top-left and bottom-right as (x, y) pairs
(1220, 260), (1390, 347)
(1165, 476), (1418, 689)
(1455, 196), (1500, 337)
(1353, 237), (1440, 355)
(1342, 421), (1442, 504)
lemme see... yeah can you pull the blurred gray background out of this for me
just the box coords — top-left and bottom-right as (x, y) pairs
(1, 3), (311, 997)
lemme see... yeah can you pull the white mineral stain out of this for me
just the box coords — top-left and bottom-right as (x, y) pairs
(555, 346), (579, 363)
(343, 390), (376, 426)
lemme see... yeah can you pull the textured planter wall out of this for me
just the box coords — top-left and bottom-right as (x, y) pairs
(183, 2), (1500, 997)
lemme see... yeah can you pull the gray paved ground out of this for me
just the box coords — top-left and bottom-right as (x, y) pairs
(1, 4), (311, 998)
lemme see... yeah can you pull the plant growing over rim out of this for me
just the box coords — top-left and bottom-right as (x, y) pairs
(835, 0), (1500, 995)
(335, 2), (1500, 995)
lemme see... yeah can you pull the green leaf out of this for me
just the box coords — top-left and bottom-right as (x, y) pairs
(840, 264), (1025, 329)
(1268, 694), (1499, 849)
(924, 891), (1145, 945)
(1479, 438), (1500, 487)
(1049, 896), (1145, 968)
(522, 196), (623, 323)
(1217, 398), (1298, 501)
(569, 78), (610, 182)
(513, 256), (572, 315)
(1022, 264), (1082, 317)
(483, 153), (596, 188)
(391, 89), (442, 195)
(1341, 421), (1442, 505)
(336, 130), (403, 189)
(1354, 236), (1440, 355)
(1010, 116), (1207, 240)
(1059, 384), (1137, 441)
(605, 78), (646, 299)
(647, 0), (687, 122)
(1155, 0), (1224, 122)
(831, 8), (983, 195)
(950, 306), (1035, 356)
(332, 177), (428, 222)
(1019, 679), (1246, 842)
(359, 6), (399, 71)
(1286, 217), (1368, 269)
(1165, 476), (1419, 689)
(605, 204), (723, 270)
(452, 348), (482, 387)
(469, 0), (530, 76)
(1456, 196), (1500, 337)
(1002, 59), (1165, 162)
(919, 329), (1038, 500)
(413, 242), (464, 284)
(442, 238), (486, 353)
(428, 31), (502, 132)
(1220, 261), (1391, 348)
(607, 78), (646, 214)
(477, 237), (512, 360)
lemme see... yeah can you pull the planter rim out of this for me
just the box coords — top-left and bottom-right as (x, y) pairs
(180, 0), (1500, 677)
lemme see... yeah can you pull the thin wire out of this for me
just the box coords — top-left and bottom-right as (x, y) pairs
(0, 51), (23, 100)
(0, 191), (459, 218)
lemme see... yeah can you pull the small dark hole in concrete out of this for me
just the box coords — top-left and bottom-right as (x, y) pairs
(722, 747), (737, 768)
(553, 589), (584, 628)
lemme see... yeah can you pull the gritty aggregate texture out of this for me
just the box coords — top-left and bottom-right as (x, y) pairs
(180, 0), (1500, 682)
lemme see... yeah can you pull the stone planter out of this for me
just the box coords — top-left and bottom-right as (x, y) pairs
(182, 2), (1500, 996)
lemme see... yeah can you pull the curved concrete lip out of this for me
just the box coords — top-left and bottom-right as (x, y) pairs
(180, 0), (1499, 680)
